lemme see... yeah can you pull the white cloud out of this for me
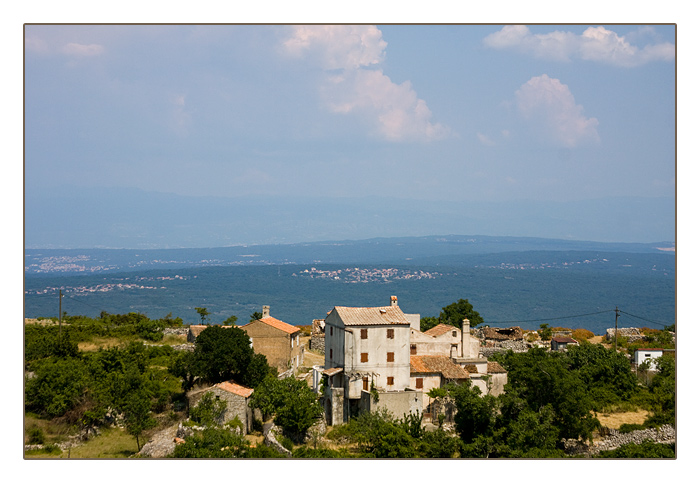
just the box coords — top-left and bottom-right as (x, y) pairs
(484, 25), (674, 67)
(476, 132), (496, 146)
(515, 74), (599, 148)
(284, 25), (386, 70)
(61, 42), (105, 57)
(283, 25), (448, 142)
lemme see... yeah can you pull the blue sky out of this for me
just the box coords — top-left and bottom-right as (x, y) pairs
(25, 23), (675, 206)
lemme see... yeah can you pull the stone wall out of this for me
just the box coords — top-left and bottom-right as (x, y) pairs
(562, 425), (675, 456)
(605, 327), (646, 343)
(309, 335), (325, 353)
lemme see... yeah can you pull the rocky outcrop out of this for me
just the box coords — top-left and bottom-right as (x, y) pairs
(263, 422), (291, 457)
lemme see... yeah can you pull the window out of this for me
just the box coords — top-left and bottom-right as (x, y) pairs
(361, 352), (369, 363)
(415, 378), (423, 389)
(330, 326), (333, 336)
(452, 330), (457, 337)
(410, 344), (417, 355)
(330, 348), (333, 360)
(363, 377), (369, 391)
(387, 377), (394, 386)
(387, 328), (394, 339)
(361, 328), (368, 339)
(387, 352), (394, 363)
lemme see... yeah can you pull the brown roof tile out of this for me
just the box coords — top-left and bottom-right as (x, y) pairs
(216, 381), (254, 398)
(241, 316), (300, 335)
(487, 361), (507, 374)
(410, 355), (470, 380)
(332, 305), (410, 326)
(424, 323), (459, 337)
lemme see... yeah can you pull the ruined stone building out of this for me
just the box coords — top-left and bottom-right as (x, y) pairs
(239, 305), (303, 373)
(187, 380), (255, 433)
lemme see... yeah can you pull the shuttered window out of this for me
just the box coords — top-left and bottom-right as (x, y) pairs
(387, 352), (394, 362)
(387, 328), (394, 339)
(415, 378), (423, 389)
(361, 352), (368, 363)
(361, 329), (368, 339)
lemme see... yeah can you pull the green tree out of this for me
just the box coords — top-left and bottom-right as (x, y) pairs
(222, 315), (238, 326)
(250, 311), (263, 322)
(195, 307), (210, 324)
(122, 386), (157, 451)
(189, 392), (227, 427)
(249, 375), (322, 441)
(438, 298), (485, 328)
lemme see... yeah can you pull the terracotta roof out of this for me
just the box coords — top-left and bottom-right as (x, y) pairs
(487, 361), (507, 374)
(551, 336), (577, 344)
(216, 381), (254, 398)
(332, 305), (410, 326)
(424, 323), (459, 337)
(410, 355), (470, 380)
(241, 316), (300, 335)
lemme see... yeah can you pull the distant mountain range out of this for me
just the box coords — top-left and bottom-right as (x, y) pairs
(24, 187), (674, 249)
(25, 234), (675, 275)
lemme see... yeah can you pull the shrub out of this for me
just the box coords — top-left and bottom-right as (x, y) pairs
(572, 328), (594, 341)
(27, 427), (45, 445)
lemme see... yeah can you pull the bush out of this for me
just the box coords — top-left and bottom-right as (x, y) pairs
(27, 427), (45, 445)
(572, 328), (594, 341)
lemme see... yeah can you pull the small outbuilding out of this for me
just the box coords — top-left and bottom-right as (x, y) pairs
(551, 336), (579, 351)
(187, 380), (255, 433)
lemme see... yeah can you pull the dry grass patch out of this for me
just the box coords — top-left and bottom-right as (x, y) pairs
(596, 409), (649, 430)
(77, 337), (125, 351)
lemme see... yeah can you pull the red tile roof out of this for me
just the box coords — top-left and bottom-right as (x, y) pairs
(410, 355), (470, 380)
(241, 316), (300, 335)
(215, 381), (254, 398)
(424, 323), (459, 337)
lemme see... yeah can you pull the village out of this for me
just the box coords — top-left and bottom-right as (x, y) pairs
(122, 295), (675, 458)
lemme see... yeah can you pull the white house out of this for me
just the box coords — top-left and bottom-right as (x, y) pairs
(634, 348), (665, 371)
(322, 296), (421, 424)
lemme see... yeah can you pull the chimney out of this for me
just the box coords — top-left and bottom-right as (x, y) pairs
(262, 305), (270, 318)
(461, 318), (470, 357)
(390, 295), (398, 306)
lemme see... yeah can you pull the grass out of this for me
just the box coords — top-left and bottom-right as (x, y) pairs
(25, 427), (142, 459)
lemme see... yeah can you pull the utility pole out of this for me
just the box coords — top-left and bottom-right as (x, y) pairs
(58, 289), (63, 337)
(614, 306), (620, 352)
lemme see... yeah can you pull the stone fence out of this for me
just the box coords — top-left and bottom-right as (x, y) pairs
(563, 425), (675, 456)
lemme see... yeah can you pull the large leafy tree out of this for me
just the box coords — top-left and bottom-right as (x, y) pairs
(421, 298), (484, 332)
(249, 375), (322, 441)
(564, 341), (638, 409)
(172, 325), (272, 390)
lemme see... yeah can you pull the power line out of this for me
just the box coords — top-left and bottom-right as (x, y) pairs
(486, 309), (616, 325)
(618, 309), (670, 328)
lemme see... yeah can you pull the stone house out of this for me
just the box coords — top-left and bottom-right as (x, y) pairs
(551, 336), (579, 351)
(187, 380), (255, 433)
(410, 318), (507, 398)
(323, 296), (421, 425)
(409, 321), (480, 359)
(409, 355), (470, 409)
(239, 306), (303, 373)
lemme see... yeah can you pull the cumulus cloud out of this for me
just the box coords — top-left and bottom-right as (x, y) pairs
(484, 25), (674, 67)
(283, 25), (448, 142)
(515, 74), (599, 148)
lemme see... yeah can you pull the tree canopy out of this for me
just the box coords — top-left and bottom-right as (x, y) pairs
(421, 298), (484, 331)
(172, 325), (273, 390)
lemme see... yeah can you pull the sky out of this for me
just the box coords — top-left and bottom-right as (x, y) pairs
(25, 23), (675, 206)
